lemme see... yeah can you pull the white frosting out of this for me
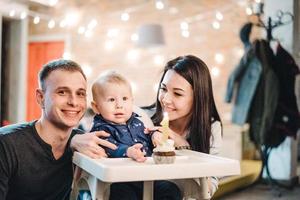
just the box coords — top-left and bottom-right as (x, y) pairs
(153, 139), (175, 152)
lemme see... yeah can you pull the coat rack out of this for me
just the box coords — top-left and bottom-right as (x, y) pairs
(252, 1), (294, 42)
(246, 1), (295, 193)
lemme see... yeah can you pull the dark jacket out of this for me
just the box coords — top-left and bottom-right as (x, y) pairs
(91, 113), (153, 157)
(264, 44), (300, 147)
(248, 40), (279, 146)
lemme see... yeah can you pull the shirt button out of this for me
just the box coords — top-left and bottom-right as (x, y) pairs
(134, 139), (138, 142)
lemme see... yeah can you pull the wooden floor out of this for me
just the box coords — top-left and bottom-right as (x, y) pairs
(213, 160), (300, 200)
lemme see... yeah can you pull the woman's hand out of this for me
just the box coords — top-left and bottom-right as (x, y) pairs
(71, 131), (117, 159)
(145, 127), (163, 147)
(145, 126), (190, 147)
(126, 143), (146, 162)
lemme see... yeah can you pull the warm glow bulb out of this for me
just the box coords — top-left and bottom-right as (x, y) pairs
(48, 20), (55, 29)
(105, 41), (114, 50)
(78, 26), (85, 34)
(246, 7), (253, 15)
(107, 28), (119, 38)
(63, 52), (72, 59)
(212, 21), (220, 29)
(214, 53), (224, 64)
(33, 16), (40, 24)
(87, 19), (98, 29)
(20, 12), (27, 19)
(9, 10), (15, 17)
(216, 11), (223, 21)
(180, 22), (189, 30)
(181, 30), (190, 38)
(131, 33), (138, 41)
(156, 1), (164, 10)
(211, 67), (220, 77)
(121, 13), (130, 21)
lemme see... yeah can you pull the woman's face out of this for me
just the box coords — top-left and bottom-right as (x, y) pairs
(158, 70), (194, 122)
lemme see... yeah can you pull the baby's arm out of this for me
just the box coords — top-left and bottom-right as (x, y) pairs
(126, 143), (146, 162)
(91, 125), (129, 158)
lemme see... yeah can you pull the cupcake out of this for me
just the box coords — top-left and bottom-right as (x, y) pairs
(152, 139), (176, 164)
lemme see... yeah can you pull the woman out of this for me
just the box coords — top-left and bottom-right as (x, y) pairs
(148, 55), (222, 197)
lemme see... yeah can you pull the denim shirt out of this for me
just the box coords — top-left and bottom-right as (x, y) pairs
(225, 43), (262, 125)
(91, 113), (153, 158)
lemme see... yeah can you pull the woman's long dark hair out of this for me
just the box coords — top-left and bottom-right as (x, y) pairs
(151, 55), (222, 153)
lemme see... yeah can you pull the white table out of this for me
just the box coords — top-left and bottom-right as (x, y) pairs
(71, 150), (240, 200)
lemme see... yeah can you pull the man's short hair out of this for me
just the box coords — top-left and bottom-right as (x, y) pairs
(38, 59), (86, 90)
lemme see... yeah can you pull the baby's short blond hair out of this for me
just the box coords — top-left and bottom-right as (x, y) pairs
(92, 70), (132, 100)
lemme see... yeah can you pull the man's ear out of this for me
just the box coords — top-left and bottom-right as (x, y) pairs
(91, 100), (100, 114)
(36, 88), (45, 109)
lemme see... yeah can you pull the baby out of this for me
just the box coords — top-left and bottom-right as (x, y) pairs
(90, 70), (153, 162)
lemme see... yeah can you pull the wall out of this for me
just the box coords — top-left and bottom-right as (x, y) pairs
(28, 0), (251, 124)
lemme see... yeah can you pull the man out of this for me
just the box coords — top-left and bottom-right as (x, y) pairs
(0, 59), (116, 200)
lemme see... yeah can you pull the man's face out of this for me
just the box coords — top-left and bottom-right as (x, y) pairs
(40, 70), (87, 130)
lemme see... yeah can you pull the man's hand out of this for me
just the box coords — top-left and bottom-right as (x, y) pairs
(71, 131), (117, 159)
(126, 143), (146, 162)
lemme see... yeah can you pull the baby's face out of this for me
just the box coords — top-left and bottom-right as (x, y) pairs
(94, 82), (133, 124)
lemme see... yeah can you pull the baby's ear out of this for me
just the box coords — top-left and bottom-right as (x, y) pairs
(91, 101), (100, 114)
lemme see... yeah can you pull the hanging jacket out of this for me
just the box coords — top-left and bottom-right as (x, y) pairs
(296, 75), (300, 112)
(264, 44), (300, 147)
(225, 40), (262, 125)
(248, 40), (279, 146)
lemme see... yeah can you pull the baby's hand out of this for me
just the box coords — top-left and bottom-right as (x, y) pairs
(151, 131), (163, 147)
(126, 143), (146, 162)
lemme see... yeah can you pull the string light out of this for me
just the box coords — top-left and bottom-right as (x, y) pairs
(33, 16), (40, 24)
(246, 7), (253, 15)
(59, 19), (67, 28)
(215, 11), (223, 20)
(180, 22), (189, 30)
(84, 29), (93, 38)
(63, 52), (72, 59)
(20, 11), (27, 19)
(87, 19), (98, 30)
(9, 10), (15, 17)
(105, 41), (114, 50)
(181, 30), (190, 38)
(48, 19), (55, 29)
(214, 53), (224, 64)
(212, 21), (220, 29)
(211, 67), (220, 77)
(131, 33), (139, 41)
(155, 1), (164, 10)
(107, 28), (119, 38)
(49, 0), (59, 7)
(121, 13), (130, 21)
(78, 26), (85, 34)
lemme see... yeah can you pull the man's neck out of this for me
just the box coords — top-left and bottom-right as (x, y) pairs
(35, 119), (73, 159)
